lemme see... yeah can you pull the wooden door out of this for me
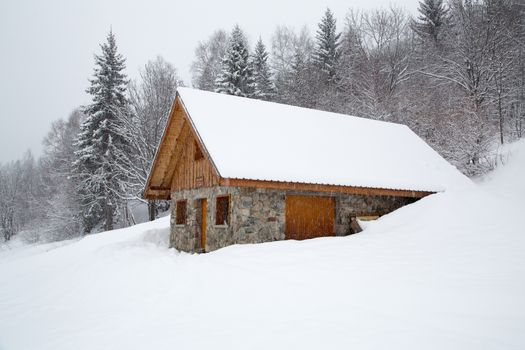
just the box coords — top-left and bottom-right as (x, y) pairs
(200, 199), (207, 251)
(285, 195), (334, 240)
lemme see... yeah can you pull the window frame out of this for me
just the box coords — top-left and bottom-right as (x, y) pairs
(175, 199), (187, 226)
(215, 195), (231, 226)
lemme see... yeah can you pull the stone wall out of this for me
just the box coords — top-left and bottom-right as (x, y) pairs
(170, 186), (416, 253)
(334, 194), (415, 236)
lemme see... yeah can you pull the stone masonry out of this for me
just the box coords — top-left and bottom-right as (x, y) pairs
(170, 186), (416, 253)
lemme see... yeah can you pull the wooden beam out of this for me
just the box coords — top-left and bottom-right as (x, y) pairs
(220, 178), (433, 198)
(143, 95), (183, 196)
(144, 194), (171, 200)
(149, 186), (170, 191)
(144, 189), (171, 200)
(161, 120), (191, 188)
(155, 103), (185, 187)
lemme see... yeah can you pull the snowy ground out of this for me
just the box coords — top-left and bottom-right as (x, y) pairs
(1, 142), (525, 350)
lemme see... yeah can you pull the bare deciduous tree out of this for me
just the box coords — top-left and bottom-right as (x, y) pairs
(127, 56), (179, 220)
(191, 30), (228, 91)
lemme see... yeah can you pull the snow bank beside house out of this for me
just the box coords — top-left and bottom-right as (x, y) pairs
(1, 142), (525, 350)
(480, 139), (525, 199)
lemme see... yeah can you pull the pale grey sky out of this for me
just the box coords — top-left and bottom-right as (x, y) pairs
(0, 0), (419, 163)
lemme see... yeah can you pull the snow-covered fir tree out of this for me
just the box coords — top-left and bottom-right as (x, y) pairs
(411, 0), (448, 44)
(252, 38), (275, 100)
(215, 25), (255, 97)
(72, 30), (131, 233)
(285, 46), (315, 108)
(314, 8), (341, 83)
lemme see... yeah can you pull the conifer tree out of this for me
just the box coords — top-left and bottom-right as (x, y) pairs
(285, 47), (315, 108)
(215, 25), (255, 97)
(72, 30), (131, 232)
(314, 8), (341, 83)
(252, 38), (275, 100)
(411, 0), (448, 44)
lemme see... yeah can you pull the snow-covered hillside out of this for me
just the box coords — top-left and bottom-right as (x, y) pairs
(1, 141), (525, 350)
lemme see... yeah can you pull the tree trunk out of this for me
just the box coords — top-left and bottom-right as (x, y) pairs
(148, 200), (156, 221)
(105, 202), (113, 231)
(498, 91), (504, 145)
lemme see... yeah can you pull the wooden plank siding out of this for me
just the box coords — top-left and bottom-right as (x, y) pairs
(285, 195), (335, 240)
(170, 127), (219, 191)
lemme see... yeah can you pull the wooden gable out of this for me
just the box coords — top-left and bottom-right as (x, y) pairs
(170, 129), (219, 191)
(144, 94), (219, 200)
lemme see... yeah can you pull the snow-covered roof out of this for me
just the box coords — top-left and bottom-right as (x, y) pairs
(176, 88), (469, 193)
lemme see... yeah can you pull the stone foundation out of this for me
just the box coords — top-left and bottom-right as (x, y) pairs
(170, 186), (416, 253)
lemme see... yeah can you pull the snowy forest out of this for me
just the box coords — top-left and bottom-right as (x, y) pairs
(1, 0), (523, 243)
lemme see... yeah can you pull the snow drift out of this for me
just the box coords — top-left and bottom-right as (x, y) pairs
(1, 141), (524, 350)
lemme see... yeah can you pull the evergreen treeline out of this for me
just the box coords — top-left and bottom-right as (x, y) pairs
(194, 1), (524, 174)
(1, 0), (523, 243)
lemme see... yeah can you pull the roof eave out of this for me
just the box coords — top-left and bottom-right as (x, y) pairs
(220, 177), (434, 198)
(142, 90), (182, 200)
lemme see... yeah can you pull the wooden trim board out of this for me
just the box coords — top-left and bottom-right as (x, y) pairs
(220, 178), (432, 198)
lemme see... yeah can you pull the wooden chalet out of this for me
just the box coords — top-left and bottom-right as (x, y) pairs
(144, 88), (468, 252)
